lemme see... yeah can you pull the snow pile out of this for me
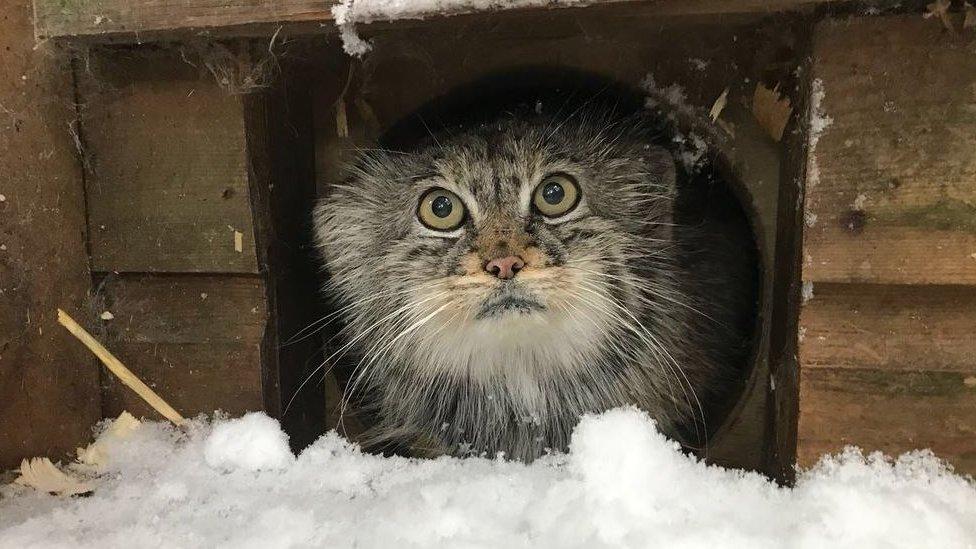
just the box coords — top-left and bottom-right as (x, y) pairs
(204, 412), (294, 472)
(1, 407), (974, 548)
(332, 0), (590, 55)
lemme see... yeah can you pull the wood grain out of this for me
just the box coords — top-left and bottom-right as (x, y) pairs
(0, 0), (101, 469)
(804, 16), (976, 285)
(81, 48), (258, 274)
(33, 0), (838, 42)
(97, 275), (267, 418)
(242, 62), (327, 450)
(797, 367), (976, 475)
(800, 284), (976, 374)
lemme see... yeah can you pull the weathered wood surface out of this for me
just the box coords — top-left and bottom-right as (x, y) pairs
(798, 368), (976, 474)
(800, 284), (976, 374)
(33, 0), (839, 42)
(81, 48), (258, 274)
(0, 0), (101, 470)
(804, 16), (976, 285)
(97, 275), (267, 419)
(242, 62), (327, 450)
(798, 16), (976, 476)
(798, 285), (976, 475)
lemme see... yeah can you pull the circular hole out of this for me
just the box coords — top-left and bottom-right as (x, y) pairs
(326, 67), (763, 460)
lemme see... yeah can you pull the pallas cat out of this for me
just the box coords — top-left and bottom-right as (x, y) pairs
(313, 93), (757, 461)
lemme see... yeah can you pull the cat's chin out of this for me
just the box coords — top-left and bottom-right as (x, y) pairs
(475, 295), (545, 320)
(472, 282), (547, 321)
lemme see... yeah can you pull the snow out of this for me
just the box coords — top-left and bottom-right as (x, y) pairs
(2, 407), (974, 549)
(640, 74), (711, 172)
(801, 280), (815, 303)
(203, 412), (294, 472)
(333, 0), (589, 24)
(805, 78), (833, 191)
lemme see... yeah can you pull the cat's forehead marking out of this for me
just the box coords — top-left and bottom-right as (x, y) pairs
(435, 144), (541, 219)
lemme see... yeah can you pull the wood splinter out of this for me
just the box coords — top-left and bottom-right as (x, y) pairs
(56, 308), (186, 427)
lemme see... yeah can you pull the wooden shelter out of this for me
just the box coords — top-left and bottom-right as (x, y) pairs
(1, 0), (973, 479)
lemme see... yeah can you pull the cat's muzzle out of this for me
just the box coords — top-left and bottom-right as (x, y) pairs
(475, 284), (545, 320)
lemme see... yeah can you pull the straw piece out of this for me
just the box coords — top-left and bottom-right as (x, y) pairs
(57, 309), (185, 426)
(16, 457), (93, 496)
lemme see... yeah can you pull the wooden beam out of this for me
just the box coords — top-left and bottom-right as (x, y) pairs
(33, 0), (838, 43)
(798, 283), (976, 475)
(242, 56), (327, 451)
(800, 284), (976, 374)
(798, 367), (976, 475)
(0, 0), (101, 469)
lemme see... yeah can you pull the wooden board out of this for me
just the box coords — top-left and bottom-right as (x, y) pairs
(0, 0), (101, 470)
(798, 368), (976, 474)
(241, 59), (327, 450)
(33, 0), (838, 42)
(798, 284), (976, 474)
(800, 284), (976, 374)
(97, 275), (267, 419)
(799, 15), (976, 476)
(81, 48), (259, 274)
(804, 16), (976, 285)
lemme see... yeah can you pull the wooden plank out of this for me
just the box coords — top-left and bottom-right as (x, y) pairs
(97, 275), (267, 419)
(797, 367), (976, 475)
(800, 284), (976, 374)
(804, 16), (976, 285)
(81, 48), (259, 274)
(242, 58), (326, 450)
(33, 0), (838, 42)
(0, 0), (101, 469)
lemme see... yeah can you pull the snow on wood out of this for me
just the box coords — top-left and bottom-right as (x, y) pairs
(332, 0), (592, 55)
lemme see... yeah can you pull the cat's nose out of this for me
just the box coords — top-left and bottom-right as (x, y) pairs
(484, 255), (525, 280)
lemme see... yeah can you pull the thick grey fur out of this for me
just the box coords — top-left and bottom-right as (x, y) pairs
(313, 112), (755, 461)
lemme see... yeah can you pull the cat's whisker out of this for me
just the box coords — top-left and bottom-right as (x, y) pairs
(574, 278), (707, 444)
(285, 278), (451, 347)
(341, 291), (456, 394)
(284, 291), (450, 415)
(339, 299), (455, 428)
(559, 287), (682, 413)
(283, 287), (417, 346)
(563, 264), (720, 326)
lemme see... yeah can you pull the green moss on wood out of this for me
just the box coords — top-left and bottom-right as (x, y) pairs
(875, 198), (976, 234)
(807, 368), (976, 397)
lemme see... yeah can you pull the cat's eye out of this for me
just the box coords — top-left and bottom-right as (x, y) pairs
(418, 188), (466, 231)
(533, 173), (580, 218)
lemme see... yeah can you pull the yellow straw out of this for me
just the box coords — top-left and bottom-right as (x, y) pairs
(57, 308), (185, 426)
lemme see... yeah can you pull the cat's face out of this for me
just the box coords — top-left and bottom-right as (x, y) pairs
(315, 116), (677, 388)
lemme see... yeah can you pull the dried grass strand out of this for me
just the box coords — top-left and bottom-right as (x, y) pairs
(57, 308), (185, 426)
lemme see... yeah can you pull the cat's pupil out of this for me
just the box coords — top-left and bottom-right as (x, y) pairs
(542, 182), (565, 205)
(431, 195), (453, 218)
